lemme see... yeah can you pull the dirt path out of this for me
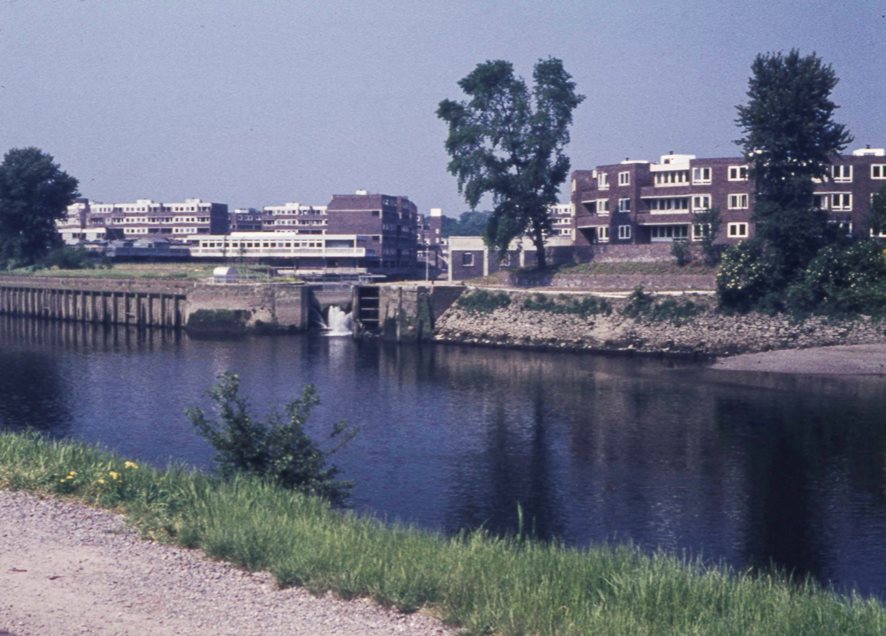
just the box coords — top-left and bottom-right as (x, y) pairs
(711, 343), (886, 375)
(0, 490), (454, 636)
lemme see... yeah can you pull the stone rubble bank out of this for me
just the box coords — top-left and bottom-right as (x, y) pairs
(433, 292), (885, 356)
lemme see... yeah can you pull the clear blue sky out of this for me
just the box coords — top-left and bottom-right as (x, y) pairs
(1, 1), (884, 217)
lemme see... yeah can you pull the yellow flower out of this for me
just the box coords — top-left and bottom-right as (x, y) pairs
(97, 478), (105, 485)
(124, 461), (139, 470)
(109, 471), (121, 480)
(68, 471), (77, 477)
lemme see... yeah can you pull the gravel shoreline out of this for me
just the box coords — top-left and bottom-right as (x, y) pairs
(0, 490), (455, 636)
(710, 343), (886, 375)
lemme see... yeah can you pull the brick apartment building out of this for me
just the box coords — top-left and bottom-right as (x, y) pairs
(59, 197), (229, 243)
(571, 145), (886, 255)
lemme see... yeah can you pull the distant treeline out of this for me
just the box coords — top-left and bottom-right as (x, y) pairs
(435, 210), (490, 237)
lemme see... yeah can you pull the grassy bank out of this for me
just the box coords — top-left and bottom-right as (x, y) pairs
(1, 432), (883, 635)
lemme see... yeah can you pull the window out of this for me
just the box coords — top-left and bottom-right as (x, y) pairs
(692, 194), (711, 211)
(692, 223), (711, 240)
(596, 226), (610, 242)
(618, 225), (631, 240)
(728, 165), (748, 181)
(728, 193), (749, 209)
(598, 172), (609, 190)
(829, 220), (852, 236)
(813, 194), (829, 210)
(461, 252), (474, 266)
(653, 171), (689, 186)
(727, 222), (749, 238)
(650, 225), (688, 241)
(649, 197), (689, 213)
(618, 171), (630, 186)
(872, 164), (886, 179)
(831, 165), (853, 183)
(618, 198), (631, 213)
(830, 193), (852, 211)
(596, 199), (610, 215)
(691, 167), (712, 184)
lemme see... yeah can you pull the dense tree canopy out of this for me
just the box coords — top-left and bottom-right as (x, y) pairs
(735, 50), (852, 277)
(440, 210), (491, 237)
(719, 51), (853, 310)
(438, 58), (584, 268)
(0, 147), (79, 266)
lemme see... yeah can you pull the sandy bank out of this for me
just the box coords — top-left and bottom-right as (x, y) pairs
(711, 343), (886, 375)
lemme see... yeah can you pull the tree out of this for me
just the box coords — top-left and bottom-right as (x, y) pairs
(692, 206), (722, 265)
(187, 373), (357, 505)
(721, 50), (852, 309)
(440, 210), (491, 237)
(437, 58), (584, 268)
(736, 51), (852, 271)
(0, 147), (79, 267)
(869, 186), (886, 238)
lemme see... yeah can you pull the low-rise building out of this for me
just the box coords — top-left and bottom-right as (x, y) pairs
(571, 146), (885, 253)
(60, 197), (229, 243)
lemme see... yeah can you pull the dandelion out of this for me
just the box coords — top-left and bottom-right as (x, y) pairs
(124, 461), (139, 470)
(97, 478), (105, 485)
(109, 471), (120, 480)
(68, 471), (77, 477)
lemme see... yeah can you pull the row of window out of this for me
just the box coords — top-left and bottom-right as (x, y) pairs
(592, 190), (872, 213)
(594, 163), (886, 191)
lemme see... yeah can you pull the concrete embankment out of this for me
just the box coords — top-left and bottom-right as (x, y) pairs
(431, 289), (885, 356)
(0, 276), (310, 333)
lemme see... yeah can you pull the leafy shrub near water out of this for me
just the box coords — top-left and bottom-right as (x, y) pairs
(620, 287), (705, 324)
(456, 289), (512, 314)
(186, 373), (356, 505)
(785, 240), (886, 318)
(522, 293), (612, 317)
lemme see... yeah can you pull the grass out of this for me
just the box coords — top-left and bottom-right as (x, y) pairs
(559, 261), (719, 276)
(2, 262), (279, 281)
(1, 431), (884, 635)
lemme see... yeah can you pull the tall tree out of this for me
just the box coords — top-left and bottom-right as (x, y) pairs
(735, 49), (852, 278)
(0, 147), (79, 266)
(438, 58), (584, 268)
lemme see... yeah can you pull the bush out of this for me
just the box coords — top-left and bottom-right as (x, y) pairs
(621, 287), (705, 324)
(716, 240), (784, 313)
(456, 289), (512, 314)
(522, 294), (612, 318)
(186, 373), (356, 505)
(41, 246), (95, 270)
(670, 240), (692, 266)
(785, 240), (886, 318)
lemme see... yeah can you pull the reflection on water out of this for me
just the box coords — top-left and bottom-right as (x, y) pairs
(1, 316), (884, 596)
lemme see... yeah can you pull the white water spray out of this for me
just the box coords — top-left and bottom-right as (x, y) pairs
(324, 306), (353, 337)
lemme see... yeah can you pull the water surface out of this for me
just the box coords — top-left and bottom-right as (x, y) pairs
(1, 317), (884, 597)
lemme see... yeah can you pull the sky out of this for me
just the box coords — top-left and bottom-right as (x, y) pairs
(1, 1), (884, 217)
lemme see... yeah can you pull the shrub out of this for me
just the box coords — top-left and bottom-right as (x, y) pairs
(621, 287), (705, 324)
(456, 289), (512, 314)
(41, 246), (95, 270)
(716, 240), (784, 313)
(670, 240), (692, 266)
(785, 240), (886, 318)
(187, 373), (356, 505)
(521, 294), (611, 318)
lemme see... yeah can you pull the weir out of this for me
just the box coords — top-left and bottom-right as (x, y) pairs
(0, 276), (310, 332)
(0, 281), (186, 329)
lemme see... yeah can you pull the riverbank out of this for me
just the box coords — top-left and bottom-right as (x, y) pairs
(711, 343), (886, 375)
(433, 289), (885, 356)
(1, 432), (884, 636)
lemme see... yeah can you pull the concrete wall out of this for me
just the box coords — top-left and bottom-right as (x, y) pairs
(374, 284), (463, 342)
(0, 276), (309, 332)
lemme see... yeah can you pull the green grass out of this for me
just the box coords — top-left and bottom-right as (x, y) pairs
(559, 261), (719, 276)
(1, 431), (883, 635)
(2, 263), (279, 281)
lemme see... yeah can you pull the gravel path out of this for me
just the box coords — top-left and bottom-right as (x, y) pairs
(0, 490), (456, 636)
(710, 343), (886, 375)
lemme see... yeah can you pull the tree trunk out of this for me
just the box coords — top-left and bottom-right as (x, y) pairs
(533, 227), (547, 269)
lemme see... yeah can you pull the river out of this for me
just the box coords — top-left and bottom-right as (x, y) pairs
(0, 316), (884, 597)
